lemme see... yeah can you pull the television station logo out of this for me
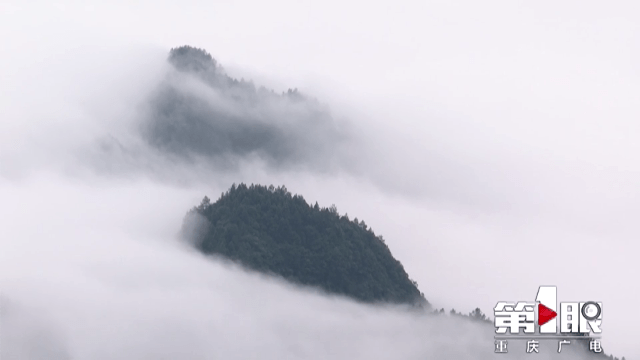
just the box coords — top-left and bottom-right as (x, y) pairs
(494, 286), (603, 354)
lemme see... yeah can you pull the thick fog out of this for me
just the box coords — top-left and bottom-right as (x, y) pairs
(1, 1), (638, 359)
(0, 176), (600, 360)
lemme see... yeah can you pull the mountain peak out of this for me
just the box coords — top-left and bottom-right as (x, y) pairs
(182, 183), (429, 307)
(168, 45), (218, 73)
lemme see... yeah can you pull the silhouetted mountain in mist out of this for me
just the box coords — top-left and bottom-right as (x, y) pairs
(181, 183), (427, 306)
(142, 46), (345, 171)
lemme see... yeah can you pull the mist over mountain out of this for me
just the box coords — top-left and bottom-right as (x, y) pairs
(179, 183), (617, 360)
(2, 0), (638, 356)
(140, 46), (347, 172)
(0, 36), (631, 358)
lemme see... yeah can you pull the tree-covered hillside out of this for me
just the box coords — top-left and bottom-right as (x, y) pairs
(182, 183), (428, 306)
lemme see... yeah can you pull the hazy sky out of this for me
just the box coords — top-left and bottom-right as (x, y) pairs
(1, 0), (638, 358)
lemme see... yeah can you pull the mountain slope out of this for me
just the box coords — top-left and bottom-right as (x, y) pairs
(181, 183), (427, 306)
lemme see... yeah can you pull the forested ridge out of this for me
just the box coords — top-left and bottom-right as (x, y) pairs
(182, 183), (427, 306)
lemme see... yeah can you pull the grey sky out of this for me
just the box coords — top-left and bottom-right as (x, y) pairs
(1, 0), (638, 358)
